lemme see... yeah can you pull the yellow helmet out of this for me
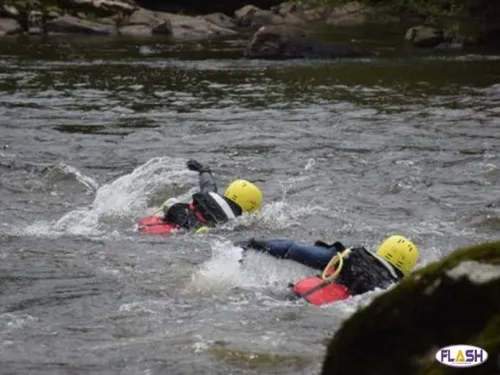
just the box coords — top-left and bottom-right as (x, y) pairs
(375, 235), (419, 276)
(224, 179), (263, 213)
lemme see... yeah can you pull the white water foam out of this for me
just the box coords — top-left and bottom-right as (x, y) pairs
(188, 240), (316, 294)
(0, 312), (39, 332)
(20, 156), (197, 237)
(219, 199), (327, 232)
(219, 159), (327, 232)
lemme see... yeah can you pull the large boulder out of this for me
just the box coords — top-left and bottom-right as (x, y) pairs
(119, 8), (172, 36)
(169, 13), (237, 40)
(245, 24), (369, 59)
(0, 18), (22, 36)
(234, 3), (309, 28)
(120, 8), (236, 39)
(46, 14), (118, 35)
(321, 241), (500, 375)
(405, 25), (444, 47)
(202, 12), (237, 30)
(234, 4), (284, 28)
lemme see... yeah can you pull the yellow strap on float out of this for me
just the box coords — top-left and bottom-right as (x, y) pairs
(321, 249), (351, 281)
(194, 226), (209, 234)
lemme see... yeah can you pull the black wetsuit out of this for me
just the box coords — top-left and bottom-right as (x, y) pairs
(164, 170), (242, 231)
(333, 244), (403, 296)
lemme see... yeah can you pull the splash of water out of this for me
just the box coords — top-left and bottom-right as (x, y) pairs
(90, 157), (195, 217)
(220, 158), (326, 232)
(43, 162), (99, 193)
(187, 239), (396, 317)
(218, 200), (326, 233)
(332, 287), (387, 315)
(21, 157), (197, 237)
(188, 240), (314, 294)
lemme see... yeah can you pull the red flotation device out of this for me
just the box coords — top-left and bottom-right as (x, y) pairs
(292, 248), (352, 306)
(292, 276), (351, 306)
(136, 216), (179, 235)
(137, 201), (207, 236)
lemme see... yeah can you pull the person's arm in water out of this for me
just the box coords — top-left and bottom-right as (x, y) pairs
(187, 159), (217, 193)
(185, 159), (218, 234)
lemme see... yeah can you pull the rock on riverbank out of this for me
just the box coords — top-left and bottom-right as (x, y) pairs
(321, 240), (500, 375)
(0, 1), (496, 52)
(0, 1), (387, 41)
(244, 24), (370, 59)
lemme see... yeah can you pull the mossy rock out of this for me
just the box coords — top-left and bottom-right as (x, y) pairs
(321, 240), (500, 375)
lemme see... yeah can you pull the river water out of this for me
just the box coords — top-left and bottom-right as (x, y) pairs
(0, 31), (499, 375)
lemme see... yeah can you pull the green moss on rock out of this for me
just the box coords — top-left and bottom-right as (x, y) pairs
(321, 240), (500, 375)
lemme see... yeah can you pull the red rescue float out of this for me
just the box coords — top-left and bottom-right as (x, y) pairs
(292, 248), (352, 306)
(292, 277), (351, 305)
(136, 215), (179, 236)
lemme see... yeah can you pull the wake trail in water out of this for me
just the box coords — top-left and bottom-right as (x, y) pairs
(13, 157), (197, 237)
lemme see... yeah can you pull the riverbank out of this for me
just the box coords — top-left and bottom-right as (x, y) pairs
(0, 1), (498, 57)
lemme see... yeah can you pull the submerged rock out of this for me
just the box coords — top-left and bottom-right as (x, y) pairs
(321, 240), (500, 375)
(245, 24), (369, 59)
(404, 24), (479, 49)
(405, 25), (444, 47)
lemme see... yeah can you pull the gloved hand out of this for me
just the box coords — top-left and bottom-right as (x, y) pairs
(314, 241), (346, 251)
(186, 159), (211, 173)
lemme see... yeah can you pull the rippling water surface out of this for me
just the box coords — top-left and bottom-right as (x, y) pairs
(0, 33), (499, 374)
